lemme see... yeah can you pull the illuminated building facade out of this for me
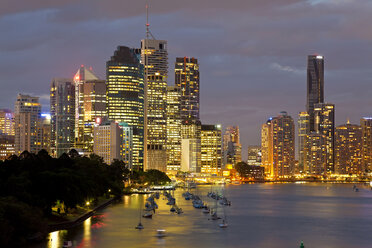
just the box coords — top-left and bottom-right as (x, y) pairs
(0, 134), (15, 160)
(93, 121), (122, 164)
(247, 145), (261, 166)
(0, 109), (14, 136)
(106, 46), (144, 170)
(314, 103), (335, 173)
(200, 124), (222, 174)
(50, 78), (75, 157)
(304, 132), (327, 175)
(166, 86), (181, 171)
(261, 120), (273, 175)
(271, 112), (295, 178)
(74, 66), (106, 153)
(298, 112), (310, 173)
(361, 117), (372, 172)
(39, 114), (51, 154)
(141, 39), (168, 171)
(175, 57), (200, 121)
(118, 122), (133, 169)
(223, 126), (242, 167)
(335, 123), (362, 175)
(14, 94), (42, 154)
(307, 55), (324, 132)
(181, 119), (201, 172)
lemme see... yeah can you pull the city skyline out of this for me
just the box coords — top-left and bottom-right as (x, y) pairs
(1, 1), (372, 160)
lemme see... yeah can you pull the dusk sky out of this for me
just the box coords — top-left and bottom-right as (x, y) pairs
(1, 0), (372, 159)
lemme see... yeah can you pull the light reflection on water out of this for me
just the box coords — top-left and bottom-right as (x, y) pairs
(35, 183), (372, 248)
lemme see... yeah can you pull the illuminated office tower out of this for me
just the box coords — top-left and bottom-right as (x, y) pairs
(118, 122), (133, 169)
(39, 113), (51, 154)
(0, 134), (15, 160)
(106, 46), (144, 170)
(0, 109), (14, 135)
(166, 86), (181, 171)
(14, 94), (42, 154)
(298, 112), (310, 173)
(181, 119), (201, 172)
(247, 145), (261, 166)
(175, 57), (200, 121)
(223, 126), (242, 167)
(271, 112), (295, 178)
(307, 55), (324, 132)
(304, 133), (327, 175)
(314, 103), (335, 173)
(141, 38), (168, 171)
(50, 78), (75, 157)
(261, 119), (273, 176)
(335, 122), (362, 175)
(74, 65), (106, 153)
(200, 124), (222, 174)
(360, 117), (372, 172)
(93, 120), (122, 164)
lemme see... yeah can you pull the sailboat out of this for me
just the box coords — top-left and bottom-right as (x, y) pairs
(219, 206), (228, 228)
(135, 197), (144, 229)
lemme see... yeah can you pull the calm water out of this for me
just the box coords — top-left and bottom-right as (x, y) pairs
(36, 183), (372, 248)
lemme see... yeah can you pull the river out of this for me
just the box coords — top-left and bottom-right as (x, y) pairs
(35, 183), (372, 248)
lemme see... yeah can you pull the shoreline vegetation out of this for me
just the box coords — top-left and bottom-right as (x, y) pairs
(0, 149), (171, 247)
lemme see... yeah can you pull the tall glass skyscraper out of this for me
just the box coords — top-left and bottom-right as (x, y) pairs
(175, 57), (200, 121)
(141, 39), (168, 171)
(298, 111), (310, 172)
(50, 78), (75, 157)
(166, 86), (181, 171)
(307, 55), (324, 132)
(106, 46), (145, 171)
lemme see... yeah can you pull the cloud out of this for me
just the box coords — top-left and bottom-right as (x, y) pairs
(271, 63), (304, 74)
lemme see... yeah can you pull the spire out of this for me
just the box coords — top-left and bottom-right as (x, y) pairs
(145, 3), (155, 40)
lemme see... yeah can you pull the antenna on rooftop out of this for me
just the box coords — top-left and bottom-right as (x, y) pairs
(146, 3), (156, 40)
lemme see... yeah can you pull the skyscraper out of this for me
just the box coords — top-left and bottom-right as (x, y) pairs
(74, 66), (106, 153)
(14, 94), (42, 154)
(166, 86), (182, 171)
(307, 55), (324, 132)
(181, 119), (201, 172)
(298, 112), (310, 172)
(223, 126), (242, 167)
(262, 112), (295, 179)
(175, 57), (200, 121)
(314, 103), (335, 173)
(50, 78), (75, 157)
(200, 124), (222, 175)
(261, 119), (273, 176)
(335, 122), (362, 175)
(304, 133), (327, 175)
(361, 117), (372, 173)
(0, 109), (14, 136)
(141, 39), (168, 171)
(106, 46), (145, 170)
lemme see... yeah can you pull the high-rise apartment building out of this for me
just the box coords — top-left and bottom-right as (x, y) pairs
(247, 146), (262, 166)
(39, 113), (51, 154)
(0, 109), (14, 136)
(118, 122), (133, 169)
(175, 57), (200, 121)
(74, 66), (106, 153)
(200, 124), (222, 175)
(0, 134), (15, 160)
(50, 78), (75, 157)
(223, 126), (242, 167)
(335, 123), (362, 175)
(307, 55), (324, 132)
(181, 119), (201, 172)
(298, 112), (310, 173)
(141, 39), (168, 171)
(261, 119), (273, 175)
(107, 46), (145, 170)
(304, 132), (327, 175)
(361, 117), (372, 172)
(166, 86), (182, 171)
(314, 103), (335, 173)
(14, 94), (42, 154)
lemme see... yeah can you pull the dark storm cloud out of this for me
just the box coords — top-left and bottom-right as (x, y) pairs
(1, 0), (372, 159)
